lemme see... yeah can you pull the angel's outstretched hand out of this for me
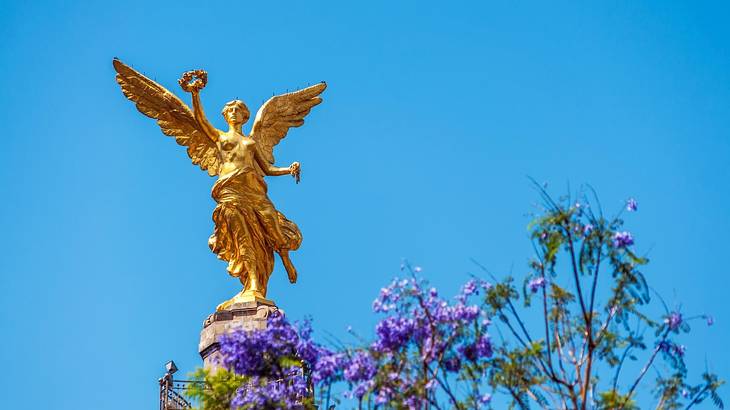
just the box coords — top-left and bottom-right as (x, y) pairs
(290, 162), (301, 184)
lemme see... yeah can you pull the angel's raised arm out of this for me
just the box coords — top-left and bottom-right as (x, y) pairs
(177, 70), (219, 142)
(189, 91), (219, 142)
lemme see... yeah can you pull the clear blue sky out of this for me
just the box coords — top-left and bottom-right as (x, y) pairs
(1, 1), (729, 408)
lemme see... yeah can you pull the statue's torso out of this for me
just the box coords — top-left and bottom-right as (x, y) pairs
(216, 132), (257, 178)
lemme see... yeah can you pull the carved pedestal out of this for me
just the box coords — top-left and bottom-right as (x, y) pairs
(198, 300), (279, 370)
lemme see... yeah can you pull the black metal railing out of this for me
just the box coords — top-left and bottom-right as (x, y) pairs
(159, 364), (204, 410)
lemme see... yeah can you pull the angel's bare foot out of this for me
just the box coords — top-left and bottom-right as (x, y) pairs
(279, 250), (298, 283)
(217, 297), (235, 311)
(216, 288), (270, 311)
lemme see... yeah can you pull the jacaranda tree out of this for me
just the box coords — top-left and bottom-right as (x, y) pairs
(187, 189), (723, 409)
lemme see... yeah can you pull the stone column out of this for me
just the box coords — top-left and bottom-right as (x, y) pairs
(198, 300), (279, 370)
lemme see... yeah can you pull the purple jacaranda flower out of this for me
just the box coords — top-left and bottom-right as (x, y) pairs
(682, 389), (690, 398)
(372, 298), (395, 313)
(450, 304), (481, 322)
(375, 388), (392, 405)
(343, 351), (376, 382)
(460, 336), (493, 361)
(540, 231), (548, 240)
(219, 312), (318, 408)
(612, 231), (634, 248)
(348, 380), (374, 399)
(479, 393), (493, 405)
(311, 351), (345, 384)
(658, 340), (685, 358)
(626, 198), (638, 212)
(374, 316), (415, 352)
(420, 337), (444, 363)
(373, 279), (405, 313)
(379, 286), (392, 299)
(528, 277), (547, 293)
(706, 315), (714, 326)
(665, 311), (683, 331)
(462, 280), (477, 297)
(413, 266), (422, 273)
(219, 312), (299, 377)
(219, 312), (354, 407)
(295, 320), (320, 363)
(479, 279), (493, 291)
(476, 336), (493, 358)
(583, 224), (594, 235)
(231, 374), (309, 409)
(431, 301), (449, 323)
(444, 356), (461, 372)
(405, 395), (426, 409)
(674, 344), (686, 357)
(460, 343), (478, 361)
(456, 280), (480, 304)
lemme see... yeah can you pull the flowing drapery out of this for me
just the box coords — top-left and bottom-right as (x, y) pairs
(208, 169), (301, 297)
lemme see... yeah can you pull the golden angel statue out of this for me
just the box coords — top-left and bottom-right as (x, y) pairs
(112, 59), (326, 310)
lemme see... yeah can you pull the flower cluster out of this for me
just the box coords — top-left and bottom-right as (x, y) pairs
(230, 374), (309, 409)
(459, 335), (493, 362)
(359, 274), (494, 407)
(373, 315), (415, 352)
(658, 340), (686, 357)
(626, 198), (638, 212)
(219, 313), (298, 377)
(213, 285), (496, 409)
(343, 351), (376, 382)
(342, 351), (377, 399)
(612, 231), (635, 248)
(528, 276), (547, 293)
(665, 311), (683, 331)
(218, 312), (330, 409)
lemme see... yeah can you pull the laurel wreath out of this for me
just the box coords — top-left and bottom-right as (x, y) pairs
(178, 70), (208, 92)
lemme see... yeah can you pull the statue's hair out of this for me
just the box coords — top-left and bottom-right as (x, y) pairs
(221, 100), (250, 120)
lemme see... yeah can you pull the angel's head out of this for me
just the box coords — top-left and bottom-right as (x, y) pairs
(221, 100), (250, 126)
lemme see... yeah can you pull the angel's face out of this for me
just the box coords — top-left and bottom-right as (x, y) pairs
(225, 106), (247, 125)
(222, 101), (250, 126)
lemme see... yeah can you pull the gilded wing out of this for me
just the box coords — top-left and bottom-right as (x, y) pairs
(250, 82), (327, 165)
(113, 59), (220, 176)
